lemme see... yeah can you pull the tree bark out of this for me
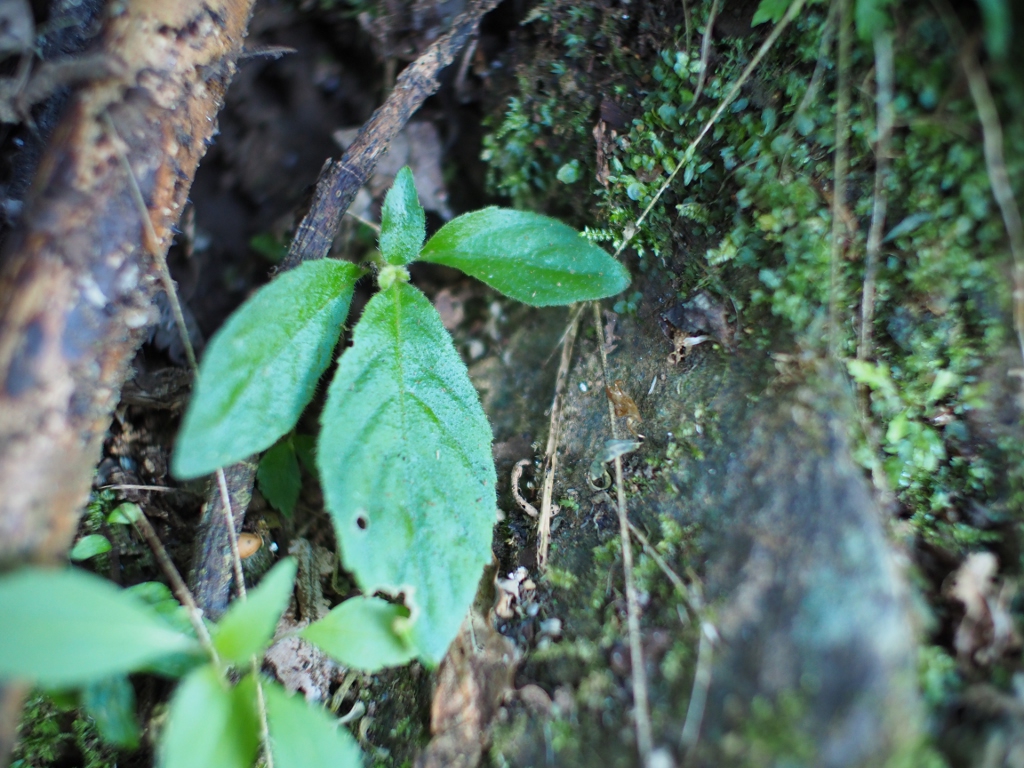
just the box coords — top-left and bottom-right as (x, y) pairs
(0, 0), (255, 568)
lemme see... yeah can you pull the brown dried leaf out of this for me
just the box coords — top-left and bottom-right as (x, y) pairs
(948, 552), (1021, 665)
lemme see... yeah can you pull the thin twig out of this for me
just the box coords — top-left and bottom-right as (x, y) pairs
(99, 484), (179, 493)
(934, 2), (1024, 375)
(628, 521), (699, 618)
(858, 30), (894, 361)
(511, 459), (539, 518)
(681, 621), (717, 761)
(103, 111), (197, 373)
(682, 0), (693, 55)
(217, 468), (248, 601)
(613, 0), (806, 259)
(829, 0), (852, 356)
(538, 304), (585, 566)
(131, 511), (218, 662)
(688, 0), (721, 112)
(592, 301), (652, 763)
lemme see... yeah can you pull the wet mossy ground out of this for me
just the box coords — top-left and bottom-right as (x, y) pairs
(479, 0), (1024, 764)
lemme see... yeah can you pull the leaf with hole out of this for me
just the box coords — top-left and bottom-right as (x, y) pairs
(0, 568), (198, 687)
(158, 667), (259, 768)
(379, 165), (426, 266)
(419, 208), (630, 306)
(317, 282), (496, 664)
(172, 259), (360, 479)
(301, 596), (416, 672)
(263, 679), (362, 768)
(213, 558), (297, 666)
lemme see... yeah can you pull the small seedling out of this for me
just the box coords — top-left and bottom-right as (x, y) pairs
(0, 167), (630, 767)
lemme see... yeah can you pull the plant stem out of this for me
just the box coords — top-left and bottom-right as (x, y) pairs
(829, 0), (852, 356)
(131, 511), (218, 663)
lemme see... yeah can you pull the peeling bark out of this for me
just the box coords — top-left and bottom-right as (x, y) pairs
(0, 0), (255, 568)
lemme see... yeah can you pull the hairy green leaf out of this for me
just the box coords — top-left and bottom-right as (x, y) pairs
(318, 283), (496, 664)
(752, 0), (792, 25)
(257, 438), (302, 517)
(380, 166), (426, 266)
(263, 680), (362, 768)
(419, 208), (630, 306)
(854, 0), (894, 40)
(213, 558), (297, 666)
(301, 596), (416, 672)
(81, 675), (139, 749)
(69, 534), (111, 561)
(0, 568), (197, 687)
(976, 0), (1009, 58)
(158, 667), (259, 768)
(173, 260), (360, 479)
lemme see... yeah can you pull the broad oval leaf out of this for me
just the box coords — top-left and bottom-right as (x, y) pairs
(300, 596), (416, 672)
(172, 259), (360, 479)
(69, 534), (111, 561)
(419, 207), (630, 306)
(158, 666), (259, 768)
(317, 283), (496, 664)
(0, 568), (198, 687)
(81, 675), (139, 749)
(213, 558), (297, 666)
(263, 679), (363, 768)
(379, 166), (425, 266)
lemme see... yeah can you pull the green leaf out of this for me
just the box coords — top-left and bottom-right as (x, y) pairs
(257, 438), (302, 517)
(752, 0), (792, 25)
(976, 0), (1010, 58)
(0, 568), (197, 687)
(172, 259), (360, 479)
(854, 0), (894, 40)
(107, 501), (142, 525)
(847, 359), (898, 401)
(300, 596), (416, 672)
(263, 680), (362, 768)
(379, 166), (426, 266)
(293, 434), (317, 475)
(69, 534), (111, 561)
(213, 558), (297, 666)
(318, 283), (496, 664)
(158, 667), (259, 768)
(419, 208), (631, 307)
(80, 675), (139, 749)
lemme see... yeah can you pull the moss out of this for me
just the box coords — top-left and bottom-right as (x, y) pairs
(12, 692), (121, 768)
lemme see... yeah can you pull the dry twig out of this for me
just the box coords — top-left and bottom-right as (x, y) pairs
(829, 0), (852, 356)
(538, 304), (585, 566)
(858, 30), (895, 361)
(591, 301), (652, 763)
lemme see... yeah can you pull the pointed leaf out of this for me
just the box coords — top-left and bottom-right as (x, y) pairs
(300, 596), (416, 672)
(69, 534), (111, 561)
(158, 666), (259, 768)
(257, 438), (302, 517)
(317, 283), (496, 664)
(0, 568), (197, 687)
(173, 259), (360, 479)
(379, 166), (426, 266)
(263, 680), (363, 768)
(419, 208), (630, 306)
(214, 558), (297, 666)
(81, 675), (139, 749)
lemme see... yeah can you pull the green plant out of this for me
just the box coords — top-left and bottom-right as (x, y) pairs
(0, 167), (628, 766)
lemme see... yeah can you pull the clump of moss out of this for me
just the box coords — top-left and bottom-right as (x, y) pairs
(12, 693), (122, 768)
